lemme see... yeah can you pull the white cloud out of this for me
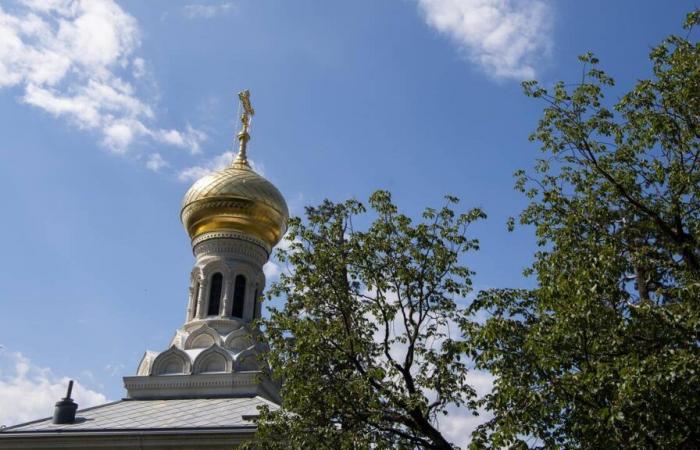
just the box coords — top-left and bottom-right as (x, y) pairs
(285, 192), (305, 216)
(439, 370), (494, 448)
(103, 363), (125, 377)
(0, 0), (206, 159)
(131, 57), (146, 78)
(153, 125), (206, 155)
(0, 349), (107, 427)
(178, 151), (235, 182)
(178, 151), (265, 182)
(276, 233), (295, 253)
(361, 288), (493, 447)
(146, 152), (168, 172)
(417, 0), (552, 80)
(263, 261), (281, 280)
(262, 232), (300, 283)
(183, 2), (236, 19)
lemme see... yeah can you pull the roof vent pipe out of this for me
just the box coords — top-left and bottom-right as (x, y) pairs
(52, 380), (78, 424)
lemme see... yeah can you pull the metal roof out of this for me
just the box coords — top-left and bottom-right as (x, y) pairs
(1, 397), (278, 434)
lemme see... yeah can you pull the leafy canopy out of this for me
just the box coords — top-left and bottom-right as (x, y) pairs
(466, 10), (700, 449)
(250, 191), (485, 449)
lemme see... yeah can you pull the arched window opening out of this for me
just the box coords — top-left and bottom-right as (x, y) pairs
(252, 287), (259, 320)
(191, 280), (200, 319)
(207, 273), (223, 316)
(232, 275), (246, 318)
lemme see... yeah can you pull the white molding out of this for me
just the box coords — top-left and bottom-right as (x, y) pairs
(192, 345), (233, 374)
(0, 429), (256, 449)
(184, 324), (223, 349)
(123, 372), (265, 399)
(150, 346), (192, 376)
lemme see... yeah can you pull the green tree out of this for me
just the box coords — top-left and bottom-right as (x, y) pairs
(466, 11), (700, 449)
(248, 191), (485, 449)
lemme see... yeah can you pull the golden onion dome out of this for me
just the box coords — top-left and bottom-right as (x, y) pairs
(180, 156), (288, 250)
(181, 90), (287, 250)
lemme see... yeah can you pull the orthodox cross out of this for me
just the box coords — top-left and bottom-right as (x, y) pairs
(234, 89), (255, 166)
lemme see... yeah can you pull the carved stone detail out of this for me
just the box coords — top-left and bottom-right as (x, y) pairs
(151, 346), (192, 376)
(192, 345), (234, 374)
(184, 324), (223, 349)
(126, 203), (279, 400)
(192, 231), (271, 256)
(194, 238), (269, 267)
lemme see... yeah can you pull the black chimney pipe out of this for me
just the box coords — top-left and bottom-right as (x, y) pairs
(52, 380), (78, 424)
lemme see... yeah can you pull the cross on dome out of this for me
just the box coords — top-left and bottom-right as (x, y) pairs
(233, 89), (255, 168)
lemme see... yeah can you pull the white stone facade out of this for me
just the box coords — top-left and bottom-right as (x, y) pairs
(124, 231), (280, 402)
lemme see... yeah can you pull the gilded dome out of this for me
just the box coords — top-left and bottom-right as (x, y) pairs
(180, 159), (288, 250)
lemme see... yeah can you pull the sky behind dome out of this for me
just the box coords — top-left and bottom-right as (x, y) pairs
(0, 0), (695, 444)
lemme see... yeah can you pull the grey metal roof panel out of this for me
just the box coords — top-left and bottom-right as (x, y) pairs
(1, 397), (278, 433)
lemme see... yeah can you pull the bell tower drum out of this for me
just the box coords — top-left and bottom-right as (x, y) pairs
(123, 91), (288, 402)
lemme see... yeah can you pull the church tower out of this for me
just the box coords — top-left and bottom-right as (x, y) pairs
(0, 91), (287, 449)
(124, 90), (287, 402)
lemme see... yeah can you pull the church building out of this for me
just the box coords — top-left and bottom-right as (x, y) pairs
(0, 91), (286, 449)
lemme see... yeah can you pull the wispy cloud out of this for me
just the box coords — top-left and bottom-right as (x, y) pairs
(178, 151), (265, 182)
(417, 0), (553, 80)
(263, 260), (281, 280)
(178, 151), (235, 182)
(0, 349), (107, 427)
(183, 2), (236, 19)
(154, 125), (206, 154)
(439, 370), (494, 447)
(146, 152), (168, 172)
(0, 0), (206, 163)
(103, 363), (125, 377)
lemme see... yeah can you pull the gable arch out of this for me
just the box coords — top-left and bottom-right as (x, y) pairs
(224, 326), (249, 344)
(151, 346), (192, 376)
(234, 348), (261, 372)
(225, 333), (254, 353)
(200, 260), (231, 279)
(192, 345), (233, 374)
(184, 324), (223, 349)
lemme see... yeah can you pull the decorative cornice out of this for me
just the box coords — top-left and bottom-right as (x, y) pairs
(193, 232), (271, 260)
(123, 372), (267, 400)
(183, 317), (248, 335)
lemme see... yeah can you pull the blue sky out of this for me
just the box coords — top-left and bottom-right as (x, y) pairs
(0, 0), (694, 441)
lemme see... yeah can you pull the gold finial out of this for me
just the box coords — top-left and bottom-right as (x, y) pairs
(233, 90), (255, 168)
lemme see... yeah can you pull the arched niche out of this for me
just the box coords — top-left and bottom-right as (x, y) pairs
(199, 261), (231, 287)
(225, 334), (253, 353)
(151, 347), (192, 376)
(192, 345), (233, 374)
(184, 324), (222, 350)
(235, 348), (261, 372)
(224, 327), (252, 348)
